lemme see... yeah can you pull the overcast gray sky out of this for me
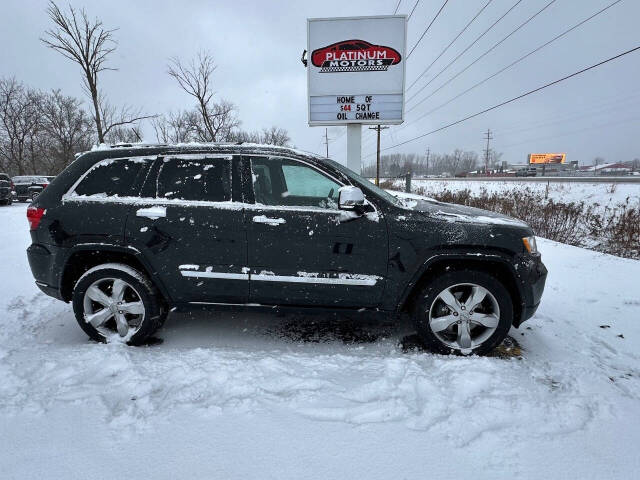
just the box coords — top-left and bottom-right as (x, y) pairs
(1, 0), (639, 166)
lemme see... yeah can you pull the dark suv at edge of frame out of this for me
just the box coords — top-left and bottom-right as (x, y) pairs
(26, 143), (547, 355)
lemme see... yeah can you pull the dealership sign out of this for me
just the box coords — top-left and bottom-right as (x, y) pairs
(307, 16), (407, 125)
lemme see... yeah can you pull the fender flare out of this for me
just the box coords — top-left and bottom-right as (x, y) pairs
(396, 250), (527, 313)
(61, 243), (172, 303)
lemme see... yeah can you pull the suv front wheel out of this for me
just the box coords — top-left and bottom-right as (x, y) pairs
(413, 270), (513, 355)
(72, 263), (166, 345)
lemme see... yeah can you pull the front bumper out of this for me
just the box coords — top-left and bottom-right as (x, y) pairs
(514, 253), (547, 327)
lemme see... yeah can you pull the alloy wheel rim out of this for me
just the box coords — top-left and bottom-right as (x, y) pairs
(82, 277), (145, 339)
(428, 283), (500, 352)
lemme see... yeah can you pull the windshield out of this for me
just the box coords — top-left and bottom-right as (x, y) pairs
(322, 158), (401, 206)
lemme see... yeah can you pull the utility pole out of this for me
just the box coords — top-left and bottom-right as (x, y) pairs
(368, 124), (389, 185)
(323, 128), (330, 158)
(483, 129), (493, 175)
(425, 147), (430, 177)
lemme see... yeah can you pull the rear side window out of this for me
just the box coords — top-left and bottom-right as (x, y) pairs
(73, 158), (147, 197)
(157, 158), (231, 202)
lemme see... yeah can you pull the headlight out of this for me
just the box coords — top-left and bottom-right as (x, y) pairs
(522, 236), (538, 254)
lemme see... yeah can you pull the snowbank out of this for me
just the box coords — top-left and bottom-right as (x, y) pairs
(1, 203), (639, 479)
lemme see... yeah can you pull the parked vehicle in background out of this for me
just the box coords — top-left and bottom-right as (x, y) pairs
(515, 167), (537, 177)
(25, 143), (547, 355)
(12, 175), (53, 202)
(0, 173), (13, 205)
(29, 176), (56, 201)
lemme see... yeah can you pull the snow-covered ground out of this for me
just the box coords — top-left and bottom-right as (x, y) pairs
(400, 179), (640, 210)
(2, 202), (640, 479)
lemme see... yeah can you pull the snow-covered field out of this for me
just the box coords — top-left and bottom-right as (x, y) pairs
(2, 202), (640, 479)
(403, 179), (640, 210)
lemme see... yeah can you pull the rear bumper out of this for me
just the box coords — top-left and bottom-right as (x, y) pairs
(27, 243), (65, 301)
(514, 254), (547, 327)
(35, 281), (63, 300)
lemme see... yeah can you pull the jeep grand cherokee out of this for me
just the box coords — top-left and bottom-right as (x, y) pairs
(26, 143), (547, 355)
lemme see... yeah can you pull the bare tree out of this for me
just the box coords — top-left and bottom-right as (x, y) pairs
(41, 2), (152, 144)
(39, 89), (93, 171)
(451, 149), (463, 175)
(98, 98), (150, 143)
(0, 78), (41, 175)
(228, 126), (291, 146)
(228, 129), (261, 144)
(461, 151), (478, 172)
(152, 111), (196, 144)
(260, 126), (291, 146)
(104, 125), (141, 144)
(168, 52), (239, 142)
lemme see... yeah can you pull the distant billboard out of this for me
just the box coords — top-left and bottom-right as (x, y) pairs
(528, 153), (566, 164)
(307, 15), (407, 126)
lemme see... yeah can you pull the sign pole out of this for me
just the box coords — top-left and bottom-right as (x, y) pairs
(346, 124), (362, 173)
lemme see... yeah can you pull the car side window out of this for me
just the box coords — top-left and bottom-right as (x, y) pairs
(251, 157), (340, 209)
(73, 158), (148, 197)
(157, 157), (231, 202)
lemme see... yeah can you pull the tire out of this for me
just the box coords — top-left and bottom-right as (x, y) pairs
(72, 263), (166, 345)
(412, 269), (513, 356)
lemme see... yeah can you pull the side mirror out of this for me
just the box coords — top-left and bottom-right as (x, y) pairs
(338, 186), (365, 210)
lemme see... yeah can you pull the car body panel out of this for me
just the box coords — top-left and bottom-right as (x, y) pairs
(124, 155), (249, 304)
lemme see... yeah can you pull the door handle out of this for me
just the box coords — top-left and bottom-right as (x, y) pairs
(252, 215), (286, 225)
(136, 206), (166, 219)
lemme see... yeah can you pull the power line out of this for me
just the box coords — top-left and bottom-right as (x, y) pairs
(393, 0), (402, 15)
(407, 0), (494, 92)
(367, 45), (640, 156)
(494, 90), (640, 136)
(499, 114), (640, 150)
(407, 0), (558, 109)
(407, 0), (450, 58)
(406, 0), (524, 92)
(408, 0), (422, 20)
(408, 0), (623, 124)
(367, 87), (640, 153)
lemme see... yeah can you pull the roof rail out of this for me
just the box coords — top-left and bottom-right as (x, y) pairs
(107, 143), (168, 149)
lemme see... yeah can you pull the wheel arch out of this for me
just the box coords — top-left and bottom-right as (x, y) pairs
(397, 253), (525, 327)
(60, 244), (171, 304)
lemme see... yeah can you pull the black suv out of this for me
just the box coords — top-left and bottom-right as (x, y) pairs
(26, 144), (547, 355)
(12, 175), (53, 202)
(0, 173), (12, 205)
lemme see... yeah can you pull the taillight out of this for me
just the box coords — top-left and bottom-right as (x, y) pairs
(27, 207), (45, 231)
(11, 182), (15, 190)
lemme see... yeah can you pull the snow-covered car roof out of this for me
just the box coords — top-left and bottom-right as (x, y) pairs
(84, 142), (323, 161)
(12, 175), (50, 183)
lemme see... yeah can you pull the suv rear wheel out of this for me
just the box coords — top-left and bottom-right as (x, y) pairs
(72, 263), (166, 345)
(412, 270), (513, 355)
